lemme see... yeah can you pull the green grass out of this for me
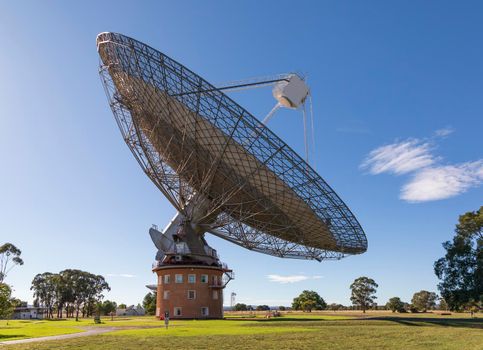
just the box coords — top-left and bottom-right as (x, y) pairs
(1, 313), (482, 349)
(0, 319), (87, 341)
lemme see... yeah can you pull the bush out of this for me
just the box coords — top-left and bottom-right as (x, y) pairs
(256, 305), (270, 311)
(386, 297), (405, 313)
(233, 303), (248, 311)
(292, 290), (327, 312)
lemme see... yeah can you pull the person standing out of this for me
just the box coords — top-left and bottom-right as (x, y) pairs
(164, 311), (170, 329)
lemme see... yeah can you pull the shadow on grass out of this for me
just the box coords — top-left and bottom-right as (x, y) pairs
(225, 317), (335, 323)
(369, 317), (483, 330)
(226, 315), (483, 330)
(0, 334), (25, 340)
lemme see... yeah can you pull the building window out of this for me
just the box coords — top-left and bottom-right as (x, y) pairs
(201, 307), (209, 316)
(164, 275), (170, 284)
(188, 290), (196, 300)
(201, 274), (208, 283)
(212, 290), (218, 300)
(175, 274), (183, 283)
(158, 275), (162, 285)
(212, 275), (218, 285)
(163, 291), (170, 300)
(188, 274), (196, 283)
(174, 307), (182, 316)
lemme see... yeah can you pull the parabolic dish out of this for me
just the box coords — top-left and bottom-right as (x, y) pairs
(97, 32), (367, 261)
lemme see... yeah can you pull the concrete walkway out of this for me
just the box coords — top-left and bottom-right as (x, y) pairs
(0, 326), (120, 346)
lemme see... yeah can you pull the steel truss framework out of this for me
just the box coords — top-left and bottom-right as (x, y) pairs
(97, 32), (367, 261)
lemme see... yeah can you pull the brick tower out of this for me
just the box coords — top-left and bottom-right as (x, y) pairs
(149, 214), (233, 320)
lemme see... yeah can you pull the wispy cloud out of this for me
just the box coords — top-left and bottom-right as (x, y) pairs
(361, 129), (483, 203)
(267, 274), (323, 284)
(106, 273), (136, 278)
(401, 161), (483, 202)
(361, 139), (435, 175)
(434, 127), (454, 137)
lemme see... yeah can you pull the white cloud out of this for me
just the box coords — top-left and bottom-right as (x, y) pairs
(361, 129), (482, 203)
(106, 273), (136, 278)
(434, 127), (454, 137)
(360, 139), (435, 175)
(267, 274), (323, 284)
(400, 161), (483, 202)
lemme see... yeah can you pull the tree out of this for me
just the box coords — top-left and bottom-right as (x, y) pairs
(278, 306), (286, 311)
(100, 300), (117, 315)
(434, 207), (482, 311)
(411, 290), (438, 312)
(118, 303), (127, 309)
(233, 303), (248, 311)
(31, 272), (57, 318)
(0, 243), (24, 283)
(438, 298), (449, 311)
(53, 272), (72, 318)
(463, 299), (481, 317)
(292, 290), (327, 312)
(350, 277), (378, 313)
(386, 297), (405, 313)
(31, 269), (110, 320)
(0, 283), (14, 319)
(143, 292), (156, 315)
(328, 303), (343, 311)
(72, 271), (110, 320)
(256, 305), (270, 311)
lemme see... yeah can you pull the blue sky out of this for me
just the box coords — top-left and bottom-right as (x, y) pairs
(1, 1), (482, 307)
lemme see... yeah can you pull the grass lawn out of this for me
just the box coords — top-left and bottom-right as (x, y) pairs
(1, 312), (481, 349)
(0, 319), (87, 341)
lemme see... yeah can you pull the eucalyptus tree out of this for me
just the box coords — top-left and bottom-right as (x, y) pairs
(100, 300), (117, 315)
(411, 290), (438, 312)
(143, 292), (156, 315)
(31, 272), (57, 318)
(0, 243), (24, 283)
(434, 207), (482, 310)
(61, 269), (110, 321)
(31, 269), (110, 320)
(350, 277), (378, 313)
(0, 283), (14, 319)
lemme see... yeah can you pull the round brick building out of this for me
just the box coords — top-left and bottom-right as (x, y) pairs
(153, 265), (230, 319)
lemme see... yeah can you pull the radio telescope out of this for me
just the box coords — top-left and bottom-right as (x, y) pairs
(97, 32), (367, 318)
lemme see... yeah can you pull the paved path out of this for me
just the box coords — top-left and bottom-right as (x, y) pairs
(0, 327), (121, 346)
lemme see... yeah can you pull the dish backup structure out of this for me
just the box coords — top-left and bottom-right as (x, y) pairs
(97, 32), (367, 319)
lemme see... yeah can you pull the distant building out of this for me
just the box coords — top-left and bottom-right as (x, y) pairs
(116, 305), (145, 316)
(12, 306), (46, 319)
